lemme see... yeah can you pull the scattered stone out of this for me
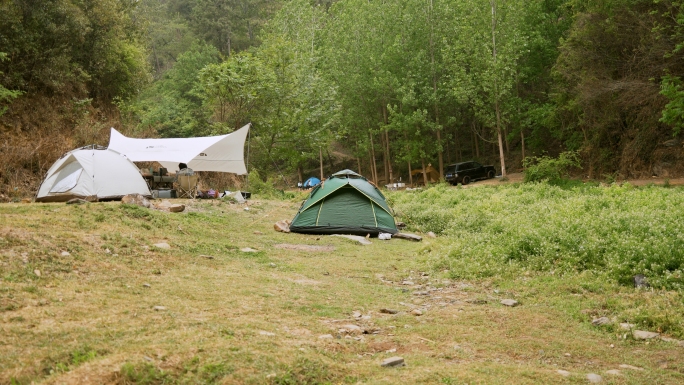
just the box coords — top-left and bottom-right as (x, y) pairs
(34, 269), (41, 277)
(153, 242), (171, 250)
(564, 353), (571, 357)
(169, 204), (185, 213)
(619, 323), (635, 330)
(385, 348), (397, 353)
(396, 221), (406, 229)
(401, 280), (415, 285)
(592, 317), (611, 326)
(411, 309), (423, 316)
(633, 274), (649, 288)
(633, 330), (659, 340)
(66, 198), (88, 205)
(240, 247), (258, 253)
(105, 248), (111, 254)
(199, 255), (215, 259)
(659, 336), (683, 345)
(500, 299), (519, 307)
(426, 231), (437, 238)
(274, 220), (291, 233)
(556, 370), (571, 377)
(60, 251), (70, 257)
(380, 357), (405, 367)
(274, 244), (335, 252)
(318, 334), (334, 339)
(269, 263), (277, 267)
(352, 311), (362, 318)
(605, 370), (622, 376)
(259, 331), (276, 336)
(122, 193), (151, 208)
(153, 306), (166, 311)
(413, 291), (429, 296)
(586, 373), (602, 383)
(142, 283), (151, 288)
(254, 231), (263, 235)
(143, 356), (153, 362)
(339, 324), (364, 335)
(244, 207), (250, 211)
(619, 364), (644, 371)
(392, 233), (422, 242)
(380, 308), (399, 314)
(331, 234), (372, 245)
(466, 299), (488, 305)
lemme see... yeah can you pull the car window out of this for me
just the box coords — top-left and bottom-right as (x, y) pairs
(446, 165), (456, 173)
(472, 162), (481, 168)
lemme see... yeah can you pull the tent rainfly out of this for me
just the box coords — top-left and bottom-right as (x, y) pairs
(36, 146), (151, 202)
(107, 123), (250, 173)
(290, 170), (398, 236)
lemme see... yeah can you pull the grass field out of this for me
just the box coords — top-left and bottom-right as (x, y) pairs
(1, 184), (684, 384)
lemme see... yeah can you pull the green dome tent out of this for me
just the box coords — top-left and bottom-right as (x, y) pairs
(290, 170), (398, 236)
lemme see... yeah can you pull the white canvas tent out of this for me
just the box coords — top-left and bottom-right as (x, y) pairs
(36, 146), (151, 202)
(107, 123), (250, 173)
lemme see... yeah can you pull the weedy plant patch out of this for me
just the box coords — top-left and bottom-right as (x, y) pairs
(1, 185), (684, 384)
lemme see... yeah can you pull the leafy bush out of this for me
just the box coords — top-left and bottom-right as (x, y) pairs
(246, 169), (298, 200)
(389, 183), (684, 289)
(523, 151), (581, 183)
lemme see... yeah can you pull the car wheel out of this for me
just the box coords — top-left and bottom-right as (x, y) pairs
(461, 176), (470, 185)
(487, 170), (495, 179)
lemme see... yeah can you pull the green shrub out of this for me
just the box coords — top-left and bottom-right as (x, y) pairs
(523, 151), (581, 183)
(389, 183), (684, 289)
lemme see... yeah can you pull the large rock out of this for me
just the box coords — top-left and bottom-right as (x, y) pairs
(380, 357), (405, 367)
(169, 204), (185, 212)
(122, 194), (151, 208)
(393, 233), (422, 241)
(501, 299), (519, 307)
(633, 330), (659, 340)
(274, 220), (291, 233)
(592, 317), (611, 326)
(587, 373), (602, 383)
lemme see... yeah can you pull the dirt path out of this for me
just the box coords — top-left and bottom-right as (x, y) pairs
(464, 173), (684, 187)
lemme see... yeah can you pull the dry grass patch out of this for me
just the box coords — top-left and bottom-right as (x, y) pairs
(1, 199), (683, 384)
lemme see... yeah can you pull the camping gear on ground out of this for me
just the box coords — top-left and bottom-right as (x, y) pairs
(411, 164), (440, 184)
(302, 177), (321, 189)
(290, 169), (398, 236)
(152, 189), (177, 199)
(107, 123), (250, 174)
(36, 146), (151, 202)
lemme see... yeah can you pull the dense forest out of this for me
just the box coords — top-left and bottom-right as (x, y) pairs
(2, 0), (684, 198)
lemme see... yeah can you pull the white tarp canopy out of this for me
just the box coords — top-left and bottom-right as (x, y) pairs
(107, 123), (250, 174)
(36, 147), (151, 202)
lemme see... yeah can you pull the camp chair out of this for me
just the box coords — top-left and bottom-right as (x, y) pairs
(177, 174), (199, 199)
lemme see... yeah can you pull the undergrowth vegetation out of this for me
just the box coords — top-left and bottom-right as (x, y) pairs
(390, 183), (684, 289)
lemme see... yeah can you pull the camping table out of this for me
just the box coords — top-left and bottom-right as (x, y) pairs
(142, 174), (176, 190)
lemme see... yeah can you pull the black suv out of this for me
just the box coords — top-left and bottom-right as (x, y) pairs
(445, 161), (496, 185)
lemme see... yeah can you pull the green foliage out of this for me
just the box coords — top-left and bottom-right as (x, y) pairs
(272, 358), (333, 385)
(523, 151), (581, 183)
(390, 183), (684, 289)
(0, 52), (23, 115)
(660, 74), (684, 136)
(120, 362), (171, 384)
(0, 0), (149, 101)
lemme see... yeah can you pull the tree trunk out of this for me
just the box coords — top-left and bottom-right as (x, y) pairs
(357, 157), (362, 175)
(297, 166), (303, 183)
(408, 161), (413, 186)
(521, 128), (526, 168)
(370, 133), (378, 185)
(385, 129), (393, 183)
(491, 0), (506, 176)
(319, 147), (324, 180)
(421, 158), (428, 186)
